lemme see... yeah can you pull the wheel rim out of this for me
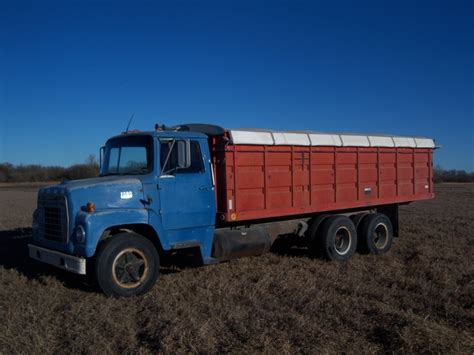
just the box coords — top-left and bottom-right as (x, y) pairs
(112, 248), (149, 289)
(334, 226), (351, 255)
(373, 223), (389, 249)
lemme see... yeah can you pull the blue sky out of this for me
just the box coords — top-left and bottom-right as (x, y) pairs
(1, 0), (473, 170)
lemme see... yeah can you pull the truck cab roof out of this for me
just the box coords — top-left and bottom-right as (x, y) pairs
(108, 123), (227, 141)
(108, 130), (208, 142)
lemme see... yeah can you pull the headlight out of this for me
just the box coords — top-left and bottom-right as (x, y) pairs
(75, 225), (86, 243)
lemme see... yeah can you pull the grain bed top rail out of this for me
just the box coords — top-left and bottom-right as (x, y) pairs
(228, 129), (435, 148)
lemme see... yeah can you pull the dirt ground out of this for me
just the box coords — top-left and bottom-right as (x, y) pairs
(0, 183), (472, 354)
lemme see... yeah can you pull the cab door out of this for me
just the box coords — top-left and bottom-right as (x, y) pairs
(157, 138), (215, 231)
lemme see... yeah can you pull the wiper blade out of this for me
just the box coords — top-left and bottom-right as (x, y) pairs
(125, 167), (151, 175)
(126, 171), (150, 175)
(100, 172), (123, 177)
(100, 168), (150, 176)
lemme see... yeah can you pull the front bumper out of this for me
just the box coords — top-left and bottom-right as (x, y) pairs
(28, 244), (86, 275)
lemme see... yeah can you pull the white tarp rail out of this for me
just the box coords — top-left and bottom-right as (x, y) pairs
(229, 130), (435, 148)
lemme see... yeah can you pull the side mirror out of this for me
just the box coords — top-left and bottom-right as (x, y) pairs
(176, 140), (191, 169)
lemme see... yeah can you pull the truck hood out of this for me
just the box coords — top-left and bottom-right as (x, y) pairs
(35, 176), (146, 255)
(40, 176), (145, 211)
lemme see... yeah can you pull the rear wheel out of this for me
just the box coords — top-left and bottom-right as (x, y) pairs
(317, 216), (357, 261)
(350, 213), (369, 231)
(358, 213), (393, 255)
(94, 232), (159, 297)
(307, 215), (329, 257)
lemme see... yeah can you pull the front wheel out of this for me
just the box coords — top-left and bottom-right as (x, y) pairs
(94, 232), (159, 297)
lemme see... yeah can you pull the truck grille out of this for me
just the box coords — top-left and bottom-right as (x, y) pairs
(38, 194), (69, 243)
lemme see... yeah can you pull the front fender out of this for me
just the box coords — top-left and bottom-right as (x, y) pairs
(75, 209), (150, 257)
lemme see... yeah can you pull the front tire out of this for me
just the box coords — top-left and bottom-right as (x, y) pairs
(94, 232), (159, 297)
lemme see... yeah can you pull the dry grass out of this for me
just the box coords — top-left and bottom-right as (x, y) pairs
(0, 183), (473, 353)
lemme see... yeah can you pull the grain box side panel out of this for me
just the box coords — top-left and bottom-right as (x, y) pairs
(217, 142), (434, 223)
(358, 148), (378, 201)
(234, 146), (265, 212)
(293, 147), (311, 207)
(397, 148), (415, 197)
(379, 149), (397, 199)
(335, 148), (358, 203)
(310, 147), (336, 208)
(266, 147), (292, 210)
(414, 149), (431, 197)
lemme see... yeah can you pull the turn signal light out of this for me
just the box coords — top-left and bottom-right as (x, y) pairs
(86, 202), (96, 213)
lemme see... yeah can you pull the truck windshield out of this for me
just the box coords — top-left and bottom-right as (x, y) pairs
(100, 135), (153, 176)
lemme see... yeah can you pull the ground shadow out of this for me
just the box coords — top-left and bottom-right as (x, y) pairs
(270, 234), (312, 258)
(0, 228), (193, 291)
(0, 228), (34, 270)
(0, 228), (96, 292)
(0, 228), (310, 293)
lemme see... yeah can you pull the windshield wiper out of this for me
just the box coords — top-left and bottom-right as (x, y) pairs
(127, 171), (150, 175)
(100, 166), (150, 177)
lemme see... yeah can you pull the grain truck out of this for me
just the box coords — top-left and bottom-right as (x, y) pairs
(28, 124), (436, 297)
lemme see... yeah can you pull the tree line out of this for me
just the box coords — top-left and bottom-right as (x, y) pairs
(0, 159), (472, 183)
(433, 166), (474, 183)
(0, 155), (99, 183)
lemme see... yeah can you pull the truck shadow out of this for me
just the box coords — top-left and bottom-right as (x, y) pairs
(0, 228), (97, 293)
(0, 229), (310, 293)
(270, 234), (311, 258)
(0, 228), (35, 270)
(0, 228), (192, 292)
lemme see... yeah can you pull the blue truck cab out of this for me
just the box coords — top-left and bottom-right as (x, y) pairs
(29, 128), (219, 297)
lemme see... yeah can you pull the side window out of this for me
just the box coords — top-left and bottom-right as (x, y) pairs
(160, 139), (204, 175)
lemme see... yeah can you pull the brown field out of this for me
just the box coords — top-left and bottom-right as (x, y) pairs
(0, 183), (473, 353)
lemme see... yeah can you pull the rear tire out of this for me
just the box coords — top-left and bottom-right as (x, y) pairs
(317, 216), (357, 261)
(358, 213), (393, 255)
(350, 213), (369, 231)
(307, 214), (330, 257)
(94, 232), (159, 297)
